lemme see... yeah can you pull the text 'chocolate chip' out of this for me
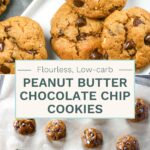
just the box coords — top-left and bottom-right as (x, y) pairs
(73, 0), (84, 7)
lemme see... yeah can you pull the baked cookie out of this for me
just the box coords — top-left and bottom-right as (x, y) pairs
(129, 98), (149, 122)
(45, 120), (66, 141)
(116, 135), (140, 150)
(66, 0), (127, 19)
(51, 3), (105, 60)
(81, 128), (103, 148)
(0, 16), (47, 74)
(102, 7), (150, 70)
(13, 119), (36, 135)
(0, 0), (10, 15)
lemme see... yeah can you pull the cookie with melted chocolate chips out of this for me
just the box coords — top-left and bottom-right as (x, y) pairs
(66, 0), (127, 19)
(0, 16), (47, 74)
(51, 3), (105, 60)
(102, 7), (150, 70)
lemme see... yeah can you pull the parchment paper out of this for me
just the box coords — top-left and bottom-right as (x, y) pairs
(0, 76), (149, 150)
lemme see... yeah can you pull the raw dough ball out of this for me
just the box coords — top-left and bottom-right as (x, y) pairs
(116, 135), (140, 150)
(81, 128), (103, 148)
(13, 119), (36, 135)
(130, 98), (149, 122)
(45, 120), (66, 141)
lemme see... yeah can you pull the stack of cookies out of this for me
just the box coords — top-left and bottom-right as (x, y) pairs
(50, 0), (150, 70)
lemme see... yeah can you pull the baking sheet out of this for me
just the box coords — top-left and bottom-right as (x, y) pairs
(0, 76), (149, 150)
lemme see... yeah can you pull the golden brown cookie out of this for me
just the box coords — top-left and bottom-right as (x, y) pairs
(13, 119), (36, 135)
(101, 7), (150, 70)
(51, 3), (105, 60)
(0, 16), (48, 74)
(81, 128), (103, 148)
(116, 135), (140, 150)
(45, 120), (66, 141)
(0, 0), (10, 15)
(66, 0), (127, 19)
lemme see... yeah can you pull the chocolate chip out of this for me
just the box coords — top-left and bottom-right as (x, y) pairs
(124, 40), (136, 50)
(103, 53), (109, 59)
(133, 17), (144, 27)
(1, 65), (10, 74)
(73, 0), (84, 7)
(76, 33), (86, 41)
(144, 34), (150, 45)
(27, 50), (38, 55)
(58, 29), (64, 36)
(90, 49), (103, 60)
(76, 17), (87, 27)
(0, 42), (4, 52)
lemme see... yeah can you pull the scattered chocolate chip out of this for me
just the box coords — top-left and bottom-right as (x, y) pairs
(103, 53), (109, 59)
(1, 65), (10, 74)
(108, 30), (116, 36)
(76, 33), (86, 41)
(27, 50), (38, 55)
(58, 29), (64, 36)
(133, 17), (144, 27)
(144, 33), (150, 45)
(73, 0), (84, 7)
(0, 42), (4, 52)
(76, 17), (87, 27)
(124, 40), (136, 50)
(90, 49), (103, 60)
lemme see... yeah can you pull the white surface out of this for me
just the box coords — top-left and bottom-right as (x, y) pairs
(0, 0), (150, 149)
(0, 76), (149, 150)
(22, 0), (150, 75)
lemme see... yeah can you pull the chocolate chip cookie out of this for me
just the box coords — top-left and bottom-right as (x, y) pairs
(0, 16), (48, 74)
(51, 3), (105, 60)
(13, 119), (36, 135)
(45, 120), (66, 141)
(129, 98), (149, 122)
(101, 7), (150, 70)
(66, 0), (127, 19)
(116, 135), (140, 150)
(81, 128), (103, 148)
(0, 0), (9, 15)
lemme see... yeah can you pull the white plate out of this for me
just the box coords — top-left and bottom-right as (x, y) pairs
(22, 0), (150, 75)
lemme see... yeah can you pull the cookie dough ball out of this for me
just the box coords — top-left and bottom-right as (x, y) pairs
(0, 16), (48, 74)
(13, 119), (36, 135)
(81, 128), (103, 148)
(0, 0), (10, 15)
(116, 135), (140, 150)
(45, 120), (66, 141)
(51, 3), (105, 60)
(101, 7), (150, 70)
(66, 0), (127, 19)
(130, 98), (149, 122)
